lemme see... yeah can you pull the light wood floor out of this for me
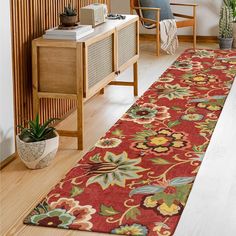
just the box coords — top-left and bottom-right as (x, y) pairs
(1, 41), (218, 236)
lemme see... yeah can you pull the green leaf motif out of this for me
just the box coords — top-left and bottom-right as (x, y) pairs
(125, 207), (141, 220)
(112, 129), (124, 137)
(129, 185), (164, 197)
(70, 186), (84, 197)
(169, 177), (195, 186)
(171, 106), (183, 111)
(168, 120), (181, 128)
(150, 158), (170, 165)
(132, 130), (156, 141)
(90, 154), (101, 163)
(196, 87), (209, 91)
(143, 124), (153, 129)
(99, 204), (120, 216)
(193, 144), (207, 153)
(175, 184), (192, 204)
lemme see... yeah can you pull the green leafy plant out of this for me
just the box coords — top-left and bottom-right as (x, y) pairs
(219, 5), (233, 38)
(60, 3), (77, 16)
(18, 114), (59, 143)
(224, 0), (236, 21)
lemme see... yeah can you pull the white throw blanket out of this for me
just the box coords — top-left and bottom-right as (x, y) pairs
(160, 19), (178, 55)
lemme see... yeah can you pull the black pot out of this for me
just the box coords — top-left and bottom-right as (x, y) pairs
(219, 37), (233, 50)
(60, 15), (77, 27)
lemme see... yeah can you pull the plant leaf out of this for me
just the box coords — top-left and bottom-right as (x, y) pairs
(168, 120), (181, 128)
(99, 204), (120, 216)
(70, 186), (84, 197)
(150, 158), (170, 165)
(129, 185), (164, 197)
(125, 207), (141, 220)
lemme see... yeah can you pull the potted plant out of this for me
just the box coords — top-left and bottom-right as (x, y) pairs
(16, 114), (59, 169)
(60, 3), (77, 27)
(219, 4), (234, 49)
(224, 0), (236, 47)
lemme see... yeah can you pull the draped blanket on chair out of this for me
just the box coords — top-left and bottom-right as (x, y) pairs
(160, 19), (178, 54)
(24, 49), (236, 236)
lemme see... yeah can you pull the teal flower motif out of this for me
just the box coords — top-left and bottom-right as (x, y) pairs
(84, 152), (146, 190)
(95, 138), (122, 149)
(30, 209), (75, 228)
(128, 105), (157, 119)
(111, 223), (148, 236)
(171, 60), (203, 71)
(122, 103), (170, 124)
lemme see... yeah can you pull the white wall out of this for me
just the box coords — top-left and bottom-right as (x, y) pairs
(0, 0), (15, 162)
(111, 0), (222, 36)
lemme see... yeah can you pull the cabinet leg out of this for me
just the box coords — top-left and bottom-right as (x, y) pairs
(100, 88), (104, 95)
(133, 62), (138, 96)
(77, 96), (84, 150)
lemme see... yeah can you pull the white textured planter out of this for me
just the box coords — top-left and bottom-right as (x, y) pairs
(16, 132), (59, 169)
(233, 22), (236, 48)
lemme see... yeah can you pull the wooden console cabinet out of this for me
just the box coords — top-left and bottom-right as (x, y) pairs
(32, 15), (139, 150)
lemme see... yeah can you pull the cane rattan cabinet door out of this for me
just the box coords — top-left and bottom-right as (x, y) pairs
(85, 32), (115, 98)
(117, 21), (138, 69)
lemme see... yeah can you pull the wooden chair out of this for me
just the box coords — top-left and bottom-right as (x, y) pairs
(130, 0), (197, 56)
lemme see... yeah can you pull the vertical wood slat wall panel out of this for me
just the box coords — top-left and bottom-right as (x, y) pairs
(11, 0), (110, 127)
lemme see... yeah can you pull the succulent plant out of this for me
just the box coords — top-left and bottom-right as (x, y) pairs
(18, 114), (59, 143)
(224, 0), (236, 21)
(60, 3), (77, 16)
(219, 5), (233, 38)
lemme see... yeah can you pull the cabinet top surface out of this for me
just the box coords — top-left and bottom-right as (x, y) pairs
(34, 15), (138, 46)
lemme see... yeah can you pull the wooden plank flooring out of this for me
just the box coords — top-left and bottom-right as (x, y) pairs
(1, 42), (218, 236)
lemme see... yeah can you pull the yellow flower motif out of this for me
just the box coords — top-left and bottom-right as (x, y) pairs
(172, 141), (185, 148)
(193, 76), (205, 81)
(136, 143), (149, 150)
(158, 129), (172, 135)
(143, 196), (158, 208)
(197, 103), (207, 108)
(172, 133), (183, 139)
(157, 203), (180, 216)
(207, 105), (221, 111)
(150, 137), (168, 146)
(154, 147), (169, 153)
(132, 128), (189, 155)
(229, 61), (236, 65)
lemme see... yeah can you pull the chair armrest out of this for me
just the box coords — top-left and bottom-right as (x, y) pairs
(132, 6), (160, 12)
(131, 6), (160, 26)
(170, 3), (197, 7)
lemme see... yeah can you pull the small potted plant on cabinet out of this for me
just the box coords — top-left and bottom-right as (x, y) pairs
(60, 3), (77, 27)
(16, 115), (59, 169)
(224, 0), (236, 47)
(219, 4), (234, 49)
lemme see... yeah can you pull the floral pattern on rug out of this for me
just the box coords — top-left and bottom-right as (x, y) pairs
(24, 49), (236, 235)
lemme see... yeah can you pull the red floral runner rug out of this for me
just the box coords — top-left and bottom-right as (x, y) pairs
(24, 49), (236, 235)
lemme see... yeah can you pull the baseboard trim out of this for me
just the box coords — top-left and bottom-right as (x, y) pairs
(140, 34), (218, 43)
(0, 153), (16, 169)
